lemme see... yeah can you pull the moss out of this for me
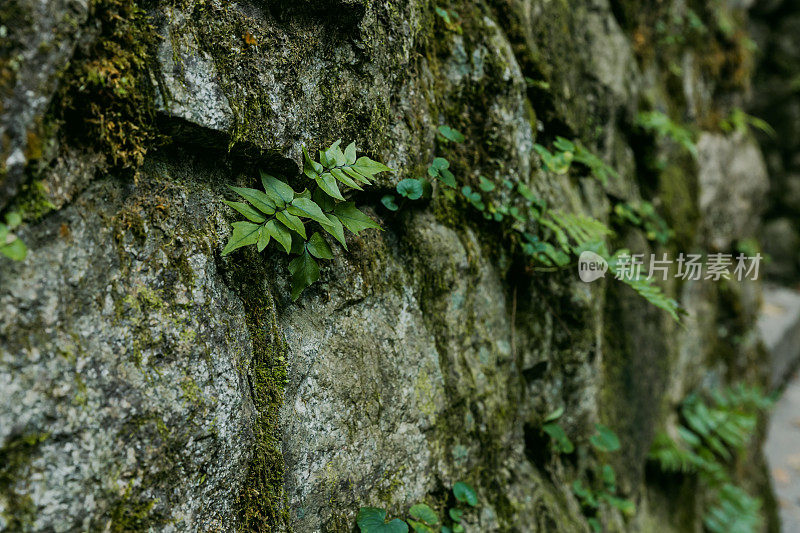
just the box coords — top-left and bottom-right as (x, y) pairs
(7, 180), (56, 222)
(108, 484), (159, 533)
(225, 248), (290, 531)
(657, 162), (699, 252)
(0, 432), (48, 530)
(52, 0), (161, 170)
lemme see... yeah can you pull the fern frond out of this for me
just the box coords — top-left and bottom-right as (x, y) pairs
(616, 274), (681, 322)
(648, 432), (700, 474)
(703, 484), (762, 533)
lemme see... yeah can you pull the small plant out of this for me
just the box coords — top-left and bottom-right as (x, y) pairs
(428, 158), (456, 188)
(221, 140), (391, 299)
(636, 111), (697, 158)
(356, 481), (479, 533)
(357, 507), (409, 533)
(437, 125), (465, 143)
(720, 108), (776, 138)
(613, 201), (672, 245)
(0, 212), (27, 261)
(434, 7), (461, 33)
(574, 425), (635, 531)
(648, 385), (774, 533)
(534, 137), (620, 185)
(381, 178), (429, 212)
(541, 407), (574, 454)
(541, 413), (635, 531)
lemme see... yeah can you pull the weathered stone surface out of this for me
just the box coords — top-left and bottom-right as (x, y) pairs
(697, 132), (769, 250)
(0, 166), (258, 531)
(0, 0), (91, 210)
(0, 0), (786, 531)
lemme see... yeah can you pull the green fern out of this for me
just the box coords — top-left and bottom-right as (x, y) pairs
(648, 386), (773, 533)
(534, 136), (619, 185)
(221, 140), (391, 299)
(649, 431), (702, 474)
(636, 111), (697, 158)
(704, 484), (762, 533)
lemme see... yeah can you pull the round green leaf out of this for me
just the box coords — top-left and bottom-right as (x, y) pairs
(478, 176), (495, 191)
(357, 507), (409, 533)
(0, 237), (27, 261)
(396, 179), (424, 200)
(409, 503), (438, 526)
(452, 482), (477, 507)
(438, 125), (465, 143)
(5, 212), (22, 228)
(438, 169), (456, 188)
(448, 508), (463, 522)
(381, 195), (399, 211)
(590, 424), (621, 453)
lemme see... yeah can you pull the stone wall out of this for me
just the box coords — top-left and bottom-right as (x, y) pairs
(0, 0), (784, 531)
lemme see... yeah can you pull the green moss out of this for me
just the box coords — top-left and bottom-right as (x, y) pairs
(226, 248), (290, 531)
(657, 163), (699, 251)
(108, 484), (159, 533)
(0, 433), (48, 530)
(53, 0), (160, 169)
(8, 180), (56, 222)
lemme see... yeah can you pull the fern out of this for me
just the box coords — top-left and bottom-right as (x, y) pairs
(534, 136), (619, 185)
(704, 484), (762, 533)
(649, 431), (703, 474)
(613, 201), (672, 244)
(648, 386), (773, 533)
(636, 111), (697, 158)
(430, 128), (681, 321)
(221, 140), (391, 299)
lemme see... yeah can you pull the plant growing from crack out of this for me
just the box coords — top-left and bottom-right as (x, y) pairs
(356, 481), (479, 533)
(221, 140), (391, 299)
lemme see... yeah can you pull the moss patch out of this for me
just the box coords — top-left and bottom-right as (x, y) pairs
(0, 433), (48, 530)
(226, 248), (290, 531)
(53, 0), (160, 169)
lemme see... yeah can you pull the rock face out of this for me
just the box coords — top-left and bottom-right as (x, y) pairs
(0, 0), (786, 531)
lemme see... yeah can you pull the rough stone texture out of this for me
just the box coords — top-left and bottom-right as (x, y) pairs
(696, 132), (769, 251)
(0, 0), (91, 210)
(0, 0), (788, 531)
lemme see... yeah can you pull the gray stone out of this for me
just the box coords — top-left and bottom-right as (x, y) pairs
(0, 0), (90, 210)
(0, 0), (785, 531)
(697, 132), (769, 250)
